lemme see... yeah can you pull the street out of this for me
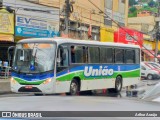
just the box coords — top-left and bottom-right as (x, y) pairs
(0, 94), (160, 111)
(0, 78), (160, 119)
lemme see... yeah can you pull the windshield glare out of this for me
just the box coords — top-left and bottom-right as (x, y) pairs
(13, 43), (56, 73)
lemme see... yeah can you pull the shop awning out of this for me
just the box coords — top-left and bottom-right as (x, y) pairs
(142, 49), (160, 58)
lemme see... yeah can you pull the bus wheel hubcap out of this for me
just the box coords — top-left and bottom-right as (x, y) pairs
(116, 78), (121, 91)
(71, 82), (77, 95)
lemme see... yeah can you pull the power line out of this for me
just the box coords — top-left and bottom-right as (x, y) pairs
(88, 0), (159, 60)
(3, 1), (59, 12)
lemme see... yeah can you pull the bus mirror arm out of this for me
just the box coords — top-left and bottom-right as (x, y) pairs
(62, 53), (66, 60)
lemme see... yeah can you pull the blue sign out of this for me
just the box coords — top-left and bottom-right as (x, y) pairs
(16, 15), (60, 38)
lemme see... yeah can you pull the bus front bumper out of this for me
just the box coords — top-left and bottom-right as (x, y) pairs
(10, 78), (56, 94)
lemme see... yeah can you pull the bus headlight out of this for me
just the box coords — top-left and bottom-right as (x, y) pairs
(43, 78), (52, 84)
(10, 77), (17, 84)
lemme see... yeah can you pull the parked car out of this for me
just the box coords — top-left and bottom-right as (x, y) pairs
(141, 62), (160, 80)
(147, 62), (160, 70)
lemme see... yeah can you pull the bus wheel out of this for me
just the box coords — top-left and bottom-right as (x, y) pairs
(115, 76), (122, 93)
(70, 80), (79, 95)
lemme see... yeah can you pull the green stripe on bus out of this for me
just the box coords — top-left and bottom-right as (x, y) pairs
(56, 69), (140, 81)
(14, 77), (46, 85)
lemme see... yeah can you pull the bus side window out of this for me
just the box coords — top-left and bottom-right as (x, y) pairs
(70, 46), (87, 64)
(57, 46), (69, 67)
(62, 49), (69, 66)
(71, 46), (75, 63)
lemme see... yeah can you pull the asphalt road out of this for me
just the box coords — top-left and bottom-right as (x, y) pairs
(0, 79), (160, 119)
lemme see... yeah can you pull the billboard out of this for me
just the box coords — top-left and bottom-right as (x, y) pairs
(0, 10), (14, 34)
(16, 14), (59, 38)
(3, 0), (60, 38)
(114, 28), (143, 48)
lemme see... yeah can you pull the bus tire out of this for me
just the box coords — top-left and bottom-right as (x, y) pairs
(115, 76), (122, 93)
(69, 79), (79, 96)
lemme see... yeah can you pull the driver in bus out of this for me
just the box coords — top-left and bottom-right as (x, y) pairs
(71, 46), (75, 63)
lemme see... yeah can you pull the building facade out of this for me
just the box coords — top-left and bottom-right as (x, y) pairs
(101, 0), (129, 42)
(3, 0), (60, 42)
(0, 8), (14, 62)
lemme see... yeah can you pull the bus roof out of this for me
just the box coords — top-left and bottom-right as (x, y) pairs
(18, 37), (140, 49)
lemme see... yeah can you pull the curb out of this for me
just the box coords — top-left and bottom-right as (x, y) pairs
(0, 91), (12, 95)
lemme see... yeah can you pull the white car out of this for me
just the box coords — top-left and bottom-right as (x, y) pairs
(141, 62), (160, 80)
(147, 62), (160, 70)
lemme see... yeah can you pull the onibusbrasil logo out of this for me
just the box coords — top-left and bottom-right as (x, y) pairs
(84, 66), (114, 77)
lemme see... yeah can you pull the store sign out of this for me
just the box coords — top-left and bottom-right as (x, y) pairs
(0, 12), (14, 34)
(114, 28), (143, 48)
(16, 15), (59, 38)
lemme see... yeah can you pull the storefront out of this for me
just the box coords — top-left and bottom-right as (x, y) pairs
(142, 35), (155, 61)
(114, 27), (143, 48)
(100, 27), (114, 42)
(0, 9), (14, 62)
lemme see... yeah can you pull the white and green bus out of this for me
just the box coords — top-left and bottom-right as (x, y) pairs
(10, 37), (141, 95)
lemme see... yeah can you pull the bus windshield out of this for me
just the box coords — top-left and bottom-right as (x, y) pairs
(12, 43), (56, 73)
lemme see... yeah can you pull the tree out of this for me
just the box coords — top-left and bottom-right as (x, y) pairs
(129, 6), (137, 13)
(148, 0), (156, 7)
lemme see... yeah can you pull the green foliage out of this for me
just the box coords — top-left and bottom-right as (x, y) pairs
(139, 6), (158, 13)
(129, 6), (137, 13)
(128, 11), (137, 17)
(148, 0), (156, 7)
(128, 0), (158, 17)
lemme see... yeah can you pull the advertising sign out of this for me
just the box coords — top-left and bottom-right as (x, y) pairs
(114, 28), (143, 48)
(16, 15), (59, 38)
(0, 12), (14, 34)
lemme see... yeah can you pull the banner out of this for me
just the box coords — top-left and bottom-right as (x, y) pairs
(0, 12), (14, 34)
(16, 15), (59, 38)
(0, 111), (160, 118)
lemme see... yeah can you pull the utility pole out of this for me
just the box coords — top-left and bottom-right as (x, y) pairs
(64, 0), (70, 36)
(155, 0), (160, 62)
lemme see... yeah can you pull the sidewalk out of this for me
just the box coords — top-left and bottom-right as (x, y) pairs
(0, 78), (11, 94)
(125, 80), (160, 98)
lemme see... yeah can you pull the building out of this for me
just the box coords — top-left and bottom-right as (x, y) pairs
(0, 0), (60, 63)
(128, 16), (155, 33)
(137, 10), (152, 17)
(0, 8), (14, 62)
(38, 0), (129, 42)
(3, 0), (60, 41)
(127, 15), (160, 61)
(101, 0), (129, 42)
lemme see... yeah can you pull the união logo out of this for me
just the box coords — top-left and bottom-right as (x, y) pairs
(84, 66), (114, 77)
